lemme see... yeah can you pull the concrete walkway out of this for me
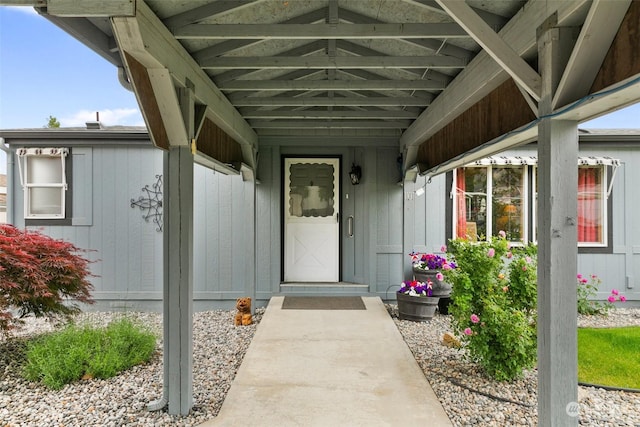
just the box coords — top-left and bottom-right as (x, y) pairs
(200, 296), (452, 427)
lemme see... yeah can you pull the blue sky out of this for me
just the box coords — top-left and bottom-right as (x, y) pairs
(1, 5), (639, 174)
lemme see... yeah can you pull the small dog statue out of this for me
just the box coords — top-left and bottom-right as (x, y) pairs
(234, 297), (253, 326)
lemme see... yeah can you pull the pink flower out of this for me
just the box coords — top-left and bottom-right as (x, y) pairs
(464, 328), (473, 336)
(611, 289), (619, 295)
(620, 296), (627, 302)
(577, 274), (583, 279)
(581, 278), (588, 284)
(525, 256), (532, 264)
(441, 245), (447, 252)
(522, 266), (527, 271)
(498, 230), (506, 238)
(502, 286), (509, 292)
(607, 295), (616, 303)
(470, 314), (480, 324)
(436, 272), (444, 281)
(506, 251), (513, 259)
(487, 248), (495, 258)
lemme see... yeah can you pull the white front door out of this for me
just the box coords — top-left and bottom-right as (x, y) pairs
(284, 158), (339, 282)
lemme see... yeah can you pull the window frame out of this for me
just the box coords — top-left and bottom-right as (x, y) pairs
(17, 147), (70, 221)
(453, 164), (529, 244)
(532, 164), (611, 249)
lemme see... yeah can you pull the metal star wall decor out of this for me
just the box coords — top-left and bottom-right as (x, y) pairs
(131, 174), (163, 232)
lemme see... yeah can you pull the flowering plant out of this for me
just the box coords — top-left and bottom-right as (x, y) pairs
(398, 280), (433, 297)
(577, 274), (626, 315)
(409, 249), (456, 271)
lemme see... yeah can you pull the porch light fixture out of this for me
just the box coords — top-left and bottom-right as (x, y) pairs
(349, 163), (362, 185)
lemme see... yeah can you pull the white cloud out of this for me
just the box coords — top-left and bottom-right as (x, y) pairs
(3, 5), (40, 16)
(61, 108), (145, 127)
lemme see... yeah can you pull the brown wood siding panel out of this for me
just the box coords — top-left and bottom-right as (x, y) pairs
(124, 52), (169, 150)
(197, 118), (243, 164)
(591, 0), (640, 93)
(417, 79), (536, 169)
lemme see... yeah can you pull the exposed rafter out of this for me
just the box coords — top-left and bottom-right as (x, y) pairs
(435, 0), (542, 101)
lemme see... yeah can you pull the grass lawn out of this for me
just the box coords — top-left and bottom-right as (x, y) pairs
(578, 326), (640, 389)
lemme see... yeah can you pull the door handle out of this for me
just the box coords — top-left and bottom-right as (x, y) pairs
(348, 215), (354, 237)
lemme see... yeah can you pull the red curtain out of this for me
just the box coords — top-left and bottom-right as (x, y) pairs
(577, 168), (601, 243)
(456, 169), (467, 238)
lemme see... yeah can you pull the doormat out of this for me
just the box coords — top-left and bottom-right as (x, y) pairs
(281, 296), (366, 310)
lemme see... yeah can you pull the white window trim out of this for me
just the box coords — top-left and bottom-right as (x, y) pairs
(532, 165), (609, 247)
(16, 147), (69, 219)
(453, 165), (529, 244)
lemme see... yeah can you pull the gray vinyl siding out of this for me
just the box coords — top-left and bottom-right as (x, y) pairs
(5, 132), (638, 305)
(12, 145), (164, 305)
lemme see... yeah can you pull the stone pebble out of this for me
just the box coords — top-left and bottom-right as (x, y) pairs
(389, 306), (640, 427)
(1, 307), (639, 426)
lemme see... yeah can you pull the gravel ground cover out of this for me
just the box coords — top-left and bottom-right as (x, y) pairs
(1, 307), (638, 426)
(390, 306), (640, 427)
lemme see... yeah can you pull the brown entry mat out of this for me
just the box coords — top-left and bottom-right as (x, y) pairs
(281, 296), (366, 310)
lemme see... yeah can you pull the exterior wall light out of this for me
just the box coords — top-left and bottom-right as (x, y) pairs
(349, 163), (362, 185)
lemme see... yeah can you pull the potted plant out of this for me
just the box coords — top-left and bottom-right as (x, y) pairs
(396, 280), (440, 321)
(409, 250), (456, 314)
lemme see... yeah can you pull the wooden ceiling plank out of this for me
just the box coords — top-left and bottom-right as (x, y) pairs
(191, 8), (328, 62)
(163, 0), (258, 29)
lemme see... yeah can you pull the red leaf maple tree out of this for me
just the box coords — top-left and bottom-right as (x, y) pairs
(0, 224), (94, 332)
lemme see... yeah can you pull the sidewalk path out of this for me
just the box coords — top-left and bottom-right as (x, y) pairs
(200, 296), (452, 426)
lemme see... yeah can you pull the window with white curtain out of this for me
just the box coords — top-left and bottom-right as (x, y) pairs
(17, 148), (68, 219)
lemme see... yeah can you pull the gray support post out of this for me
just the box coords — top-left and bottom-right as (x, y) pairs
(163, 145), (194, 415)
(537, 25), (579, 427)
(241, 165), (257, 307)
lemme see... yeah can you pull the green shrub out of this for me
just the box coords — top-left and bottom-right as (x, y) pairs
(445, 235), (538, 381)
(23, 318), (156, 389)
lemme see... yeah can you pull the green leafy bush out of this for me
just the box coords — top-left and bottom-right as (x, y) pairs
(445, 235), (538, 381)
(23, 318), (156, 389)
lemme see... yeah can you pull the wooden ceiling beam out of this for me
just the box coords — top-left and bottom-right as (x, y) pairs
(174, 23), (469, 40)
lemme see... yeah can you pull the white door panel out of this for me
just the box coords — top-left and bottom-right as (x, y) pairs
(284, 158), (339, 282)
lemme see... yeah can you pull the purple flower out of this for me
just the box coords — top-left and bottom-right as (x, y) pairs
(470, 314), (480, 324)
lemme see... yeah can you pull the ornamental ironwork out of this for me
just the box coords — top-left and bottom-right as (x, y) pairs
(131, 174), (163, 232)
